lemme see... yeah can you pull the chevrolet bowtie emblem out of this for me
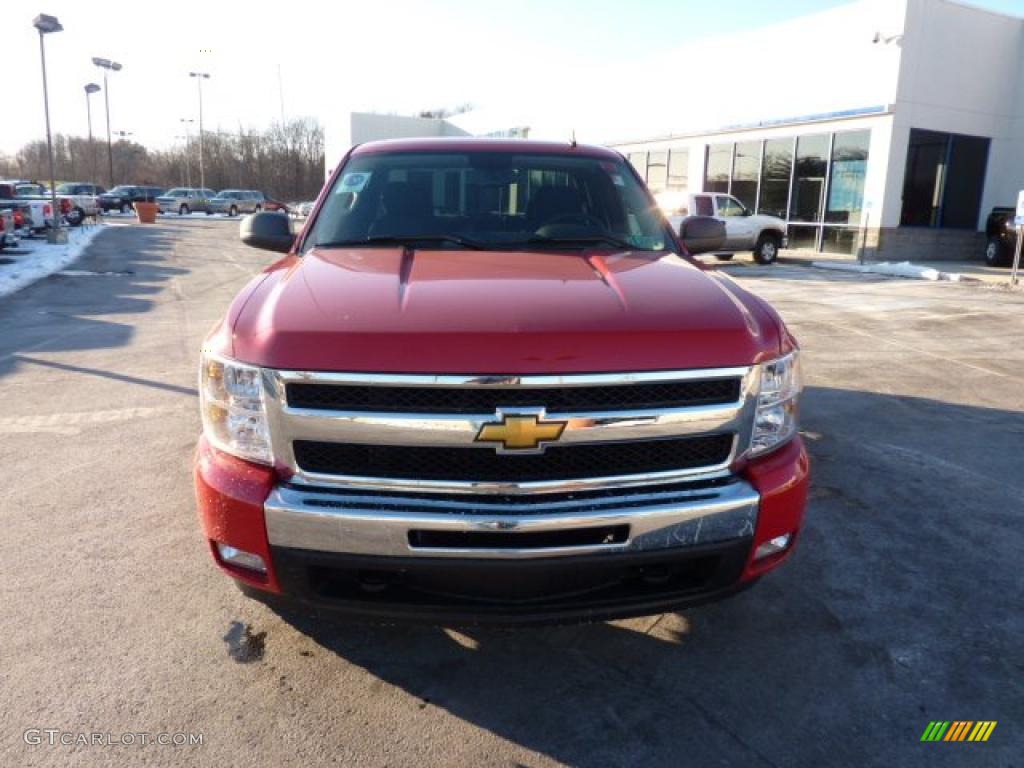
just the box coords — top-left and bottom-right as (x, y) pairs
(475, 413), (567, 453)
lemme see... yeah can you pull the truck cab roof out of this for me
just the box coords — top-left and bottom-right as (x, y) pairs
(349, 137), (622, 161)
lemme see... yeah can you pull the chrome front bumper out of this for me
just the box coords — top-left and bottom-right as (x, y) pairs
(265, 479), (759, 560)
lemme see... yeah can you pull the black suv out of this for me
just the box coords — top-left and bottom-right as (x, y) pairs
(985, 207), (1018, 267)
(99, 185), (165, 214)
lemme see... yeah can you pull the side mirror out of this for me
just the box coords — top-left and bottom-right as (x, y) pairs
(679, 216), (726, 255)
(240, 211), (294, 253)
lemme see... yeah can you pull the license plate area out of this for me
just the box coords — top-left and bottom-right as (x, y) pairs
(407, 524), (629, 551)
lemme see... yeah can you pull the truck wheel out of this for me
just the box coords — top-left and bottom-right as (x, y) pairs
(179, 204), (190, 215)
(753, 233), (780, 265)
(715, 253), (734, 262)
(66, 207), (84, 227)
(985, 237), (1010, 267)
(229, 205), (238, 217)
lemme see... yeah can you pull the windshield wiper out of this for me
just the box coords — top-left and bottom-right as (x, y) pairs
(317, 234), (494, 250)
(521, 234), (647, 251)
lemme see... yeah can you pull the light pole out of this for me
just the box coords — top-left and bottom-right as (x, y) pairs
(189, 72), (210, 190)
(84, 83), (100, 183)
(92, 57), (122, 188)
(180, 118), (194, 188)
(33, 13), (65, 244)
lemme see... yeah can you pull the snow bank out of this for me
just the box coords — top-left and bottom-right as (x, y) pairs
(0, 223), (106, 299)
(811, 261), (972, 282)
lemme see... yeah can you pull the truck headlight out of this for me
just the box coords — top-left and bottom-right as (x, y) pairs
(750, 351), (802, 456)
(199, 352), (272, 464)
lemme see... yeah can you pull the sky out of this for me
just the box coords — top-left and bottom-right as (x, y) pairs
(5, 0), (1024, 158)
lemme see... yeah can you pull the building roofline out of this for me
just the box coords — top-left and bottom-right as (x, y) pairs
(607, 105), (894, 147)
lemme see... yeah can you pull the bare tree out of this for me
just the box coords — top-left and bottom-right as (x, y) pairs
(6, 118), (325, 200)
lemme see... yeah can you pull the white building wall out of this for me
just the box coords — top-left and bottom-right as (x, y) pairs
(882, 0), (1024, 227)
(324, 113), (469, 178)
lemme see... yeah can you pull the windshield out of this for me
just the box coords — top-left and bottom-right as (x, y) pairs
(55, 184), (80, 194)
(109, 186), (134, 195)
(304, 151), (671, 253)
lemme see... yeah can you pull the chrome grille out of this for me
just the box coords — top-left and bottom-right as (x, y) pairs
(261, 367), (759, 495)
(292, 434), (735, 483)
(285, 377), (741, 413)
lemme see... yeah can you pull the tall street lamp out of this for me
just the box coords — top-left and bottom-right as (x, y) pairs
(92, 56), (122, 188)
(33, 13), (66, 244)
(84, 83), (100, 182)
(180, 118), (194, 188)
(189, 72), (210, 190)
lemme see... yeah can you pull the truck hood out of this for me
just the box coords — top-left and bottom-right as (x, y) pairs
(229, 247), (782, 373)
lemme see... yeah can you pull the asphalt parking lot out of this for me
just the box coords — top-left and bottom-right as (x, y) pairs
(0, 219), (1021, 767)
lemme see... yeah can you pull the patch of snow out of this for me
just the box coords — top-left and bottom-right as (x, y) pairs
(0, 224), (106, 299)
(811, 261), (974, 282)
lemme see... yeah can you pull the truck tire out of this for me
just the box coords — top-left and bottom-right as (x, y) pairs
(714, 253), (734, 261)
(66, 207), (84, 227)
(985, 236), (1010, 267)
(229, 205), (238, 217)
(179, 204), (190, 215)
(753, 233), (780, 265)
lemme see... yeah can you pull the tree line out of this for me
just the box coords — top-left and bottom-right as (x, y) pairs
(0, 118), (325, 202)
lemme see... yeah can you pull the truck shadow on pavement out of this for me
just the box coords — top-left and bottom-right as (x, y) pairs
(257, 387), (1024, 767)
(0, 225), (186, 382)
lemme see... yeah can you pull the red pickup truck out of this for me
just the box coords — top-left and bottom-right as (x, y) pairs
(195, 138), (809, 624)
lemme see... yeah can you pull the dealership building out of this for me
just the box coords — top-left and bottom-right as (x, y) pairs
(326, 0), (1024, 261)
(610, 0), (1024, 260)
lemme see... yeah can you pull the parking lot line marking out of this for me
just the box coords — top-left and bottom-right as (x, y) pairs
(796, 319), (1018, 381)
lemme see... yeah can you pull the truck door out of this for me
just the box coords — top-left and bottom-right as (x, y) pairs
(715, 194), (755, 249)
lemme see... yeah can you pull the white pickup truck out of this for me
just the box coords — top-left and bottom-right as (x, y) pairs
(0, 181), (53, 235)
(54, 182), (104, 226)
(660, 191), (788, 264)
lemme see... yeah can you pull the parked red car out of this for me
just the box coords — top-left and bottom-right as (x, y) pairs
(261, 196), (289, 213)
(195, 138), (809, 624)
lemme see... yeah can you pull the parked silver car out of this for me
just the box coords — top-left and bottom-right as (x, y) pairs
(207, 190), (265, 217)
(156, 187), (218, 215)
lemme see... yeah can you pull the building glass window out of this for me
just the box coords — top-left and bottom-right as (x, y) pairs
(646, 150), (669, 193)
(667, 149), (689, 190)
(900, 130), (947, 227)
(627, 152), (648, 179)
(704, 144), (732, 193)
(821, 226), (860, 255)
(942, 134), (990, 229)
(826, 130), (869, 225)
(758, 138), (793, 219)
(787, 224), (819, 250)
(790, 134), (829, 222)
(900, 130), (990, 229)
(732, 141), (761, 211)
